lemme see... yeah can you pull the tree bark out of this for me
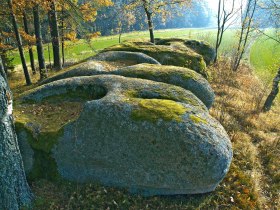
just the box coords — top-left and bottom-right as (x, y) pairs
(7, 0), (31, 85)
(0, 72), (33, 209)
(23, 11), (36, 75)
(61, 6), (65, 66)
(263, 67), (280, 112)
(33, 5), (47, 80)
(144, 9), (155, 43)
(48, 1), (62, 70)
(142, 0), (155, 43)
(0, 56), (6, 81)
(0, 54), (8, 75)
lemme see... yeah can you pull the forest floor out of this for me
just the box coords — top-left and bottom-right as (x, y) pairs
(11, 57), (279, 210)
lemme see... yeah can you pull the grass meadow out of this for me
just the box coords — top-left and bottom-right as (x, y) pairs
(10, 28), (280, 82)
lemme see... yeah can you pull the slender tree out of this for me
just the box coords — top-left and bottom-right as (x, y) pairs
(33, 4), (47, 80)
(125, 0), (192, 43)
(0, 69), (33, 210)
(231, 0), (257, 71)
(48, 0), (62, 70)
(23, 11), (36, 74)
(7, 0), (31, 85)
(263, 67), (280, 111)
(215, 0), (239, 62)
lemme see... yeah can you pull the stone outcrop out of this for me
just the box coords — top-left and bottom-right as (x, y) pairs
(155, 38), (216, 65)
(16, 75), (232, 196)
(92, 51), (161, 65)
(102, 41), (208, 77)
(41, 63), (214, 108)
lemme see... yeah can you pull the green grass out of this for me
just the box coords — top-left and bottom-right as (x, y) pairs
(9, 28), (280, 88)
(250, 31), (280, 82)
(10, 28), (239, 67)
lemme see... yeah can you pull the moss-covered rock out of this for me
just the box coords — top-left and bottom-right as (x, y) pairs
(92, 51), (161, 65)
(16, 75), (232, 196)
(114, 64), (215, 108)
(155, 38), (216, 65)
(102, 41), (208, 77)
(40, 63), (214, 108)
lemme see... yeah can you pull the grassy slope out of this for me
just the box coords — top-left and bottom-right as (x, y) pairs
(10, 28), (238, 66)
(12, 28), (279, 81)
(250, 34), (280, 81)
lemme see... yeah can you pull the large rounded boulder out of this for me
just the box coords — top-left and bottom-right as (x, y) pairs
(41, 63), (214, 108)
(102, 41), (208, 77)
(155, 38), (216, 65)
(16, 75), (232, 196)
(114, 64), (215, 108)
(92, 51), (161, 65)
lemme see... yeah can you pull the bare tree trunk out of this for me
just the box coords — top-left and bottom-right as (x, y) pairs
(0, 53), (8, 75)
(142, 0), (155, 43)
(8, 0), (31, 85)
(0, 72), (33, 210)
(214, 0), (236, 63)
(145, 9), (155, 43)
(232, 0), (257, 71)
(61, 6), (65, 66)
(0, 56), (6, 81)
(263, 67), (280, 112)
(33, 5), (47, 80)
(23, 11), (36, 75)
(48, 0), (62, 70)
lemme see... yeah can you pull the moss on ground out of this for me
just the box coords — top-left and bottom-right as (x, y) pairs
(131, 99), (188, 123)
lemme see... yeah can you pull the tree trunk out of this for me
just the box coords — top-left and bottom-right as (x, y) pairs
(48, 1), (62, 70)
(23, 11), (36, 75)
(263, 67), (280, 112)
(0, 56), (7, 81)
(61, 6), (65, 66)
(231, 0), (257, 72)
(33, 5), (47, 80)
(0, 73), (33, 210)
(8, 0), (31, 85)
(143, 4), (154, 44)
(0, 54), (8, 75)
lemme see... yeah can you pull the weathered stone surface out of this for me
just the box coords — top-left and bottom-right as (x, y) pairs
(155, 38), (216, 65)
(92, 51), (161, 65)
(102, 41), (208, 77)
(16, 75), (232, 196)
(114, 64), (215, 108)
(41, 63), (214, 108)
(41, 60), (106, 85)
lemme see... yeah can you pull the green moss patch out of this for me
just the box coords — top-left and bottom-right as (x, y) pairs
(103, 41), (208, 77)
(189, 114), (207, 124)
(131, 99), (188, 123)
(117, 64), (200, 81)
(15, 122), (62, 181)
(14, 102), (83, 133)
